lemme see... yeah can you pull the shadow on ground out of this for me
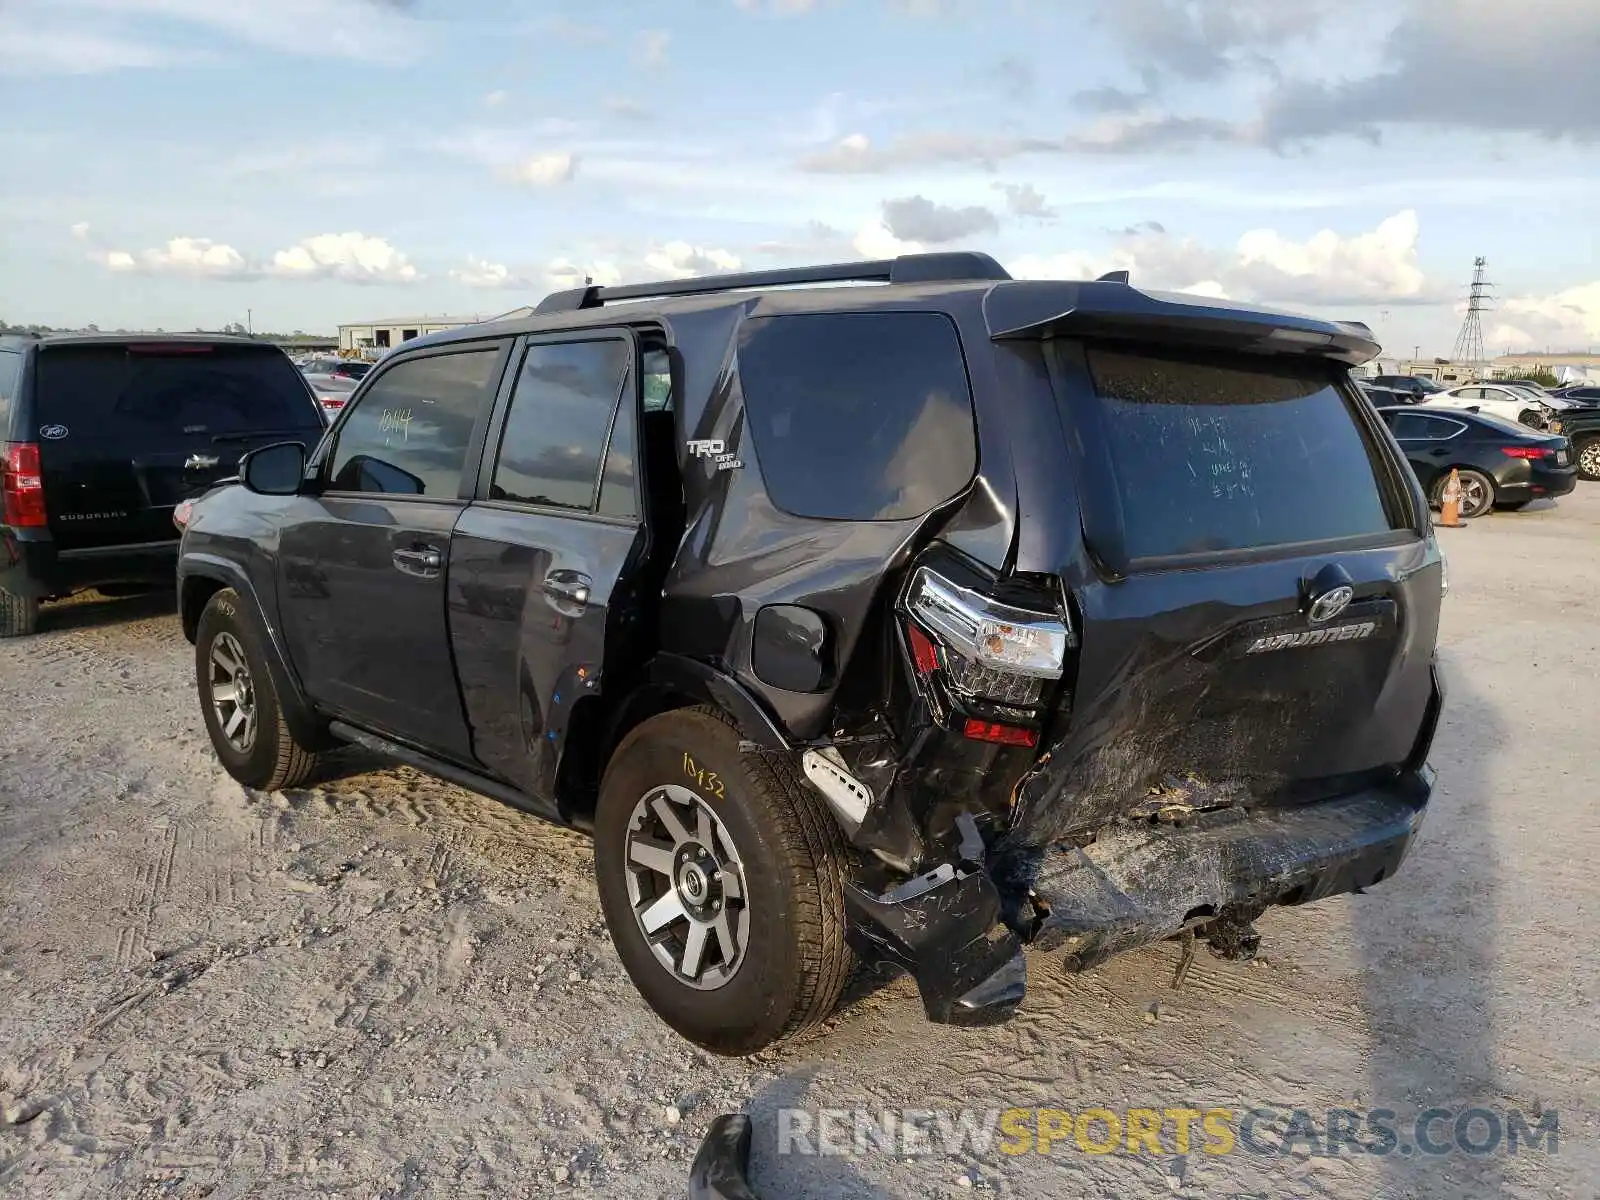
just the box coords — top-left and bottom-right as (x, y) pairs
(36, 587), (177, 634)
(1352, 664), (1510, 1196)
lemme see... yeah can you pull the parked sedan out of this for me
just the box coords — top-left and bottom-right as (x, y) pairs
(302, 372), (357, 422)
(1549, 385), (1600, 406)
(1419, 383), (1555, 429)
(1377, 406), (1576, 517)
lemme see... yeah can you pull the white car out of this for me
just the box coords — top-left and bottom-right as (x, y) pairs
(1419, 383), (1554, 429)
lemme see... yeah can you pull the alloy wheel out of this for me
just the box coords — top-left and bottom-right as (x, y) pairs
(623, 783), (750, 990)
(1581, 441), (1600, 479)
(1458, 474), (1492, 518)
(208, 631), (259, 753)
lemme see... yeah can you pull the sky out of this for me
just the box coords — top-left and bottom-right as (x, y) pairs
(2, 0), (1597, 358)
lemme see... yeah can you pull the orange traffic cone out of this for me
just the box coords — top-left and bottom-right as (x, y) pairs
(1437, 468), (1466, 527)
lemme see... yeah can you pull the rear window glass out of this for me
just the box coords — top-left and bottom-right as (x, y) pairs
(0, 349), (19, 427)
(1082, 346), (1398, 559)
(35, 345), (322, 437)
(736, 312), (977, 522)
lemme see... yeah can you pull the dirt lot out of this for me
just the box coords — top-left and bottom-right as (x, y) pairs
(2, 493), (1598, 1199)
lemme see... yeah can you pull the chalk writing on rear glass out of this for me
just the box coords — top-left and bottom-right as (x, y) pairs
(1186, 413), (1255, 502)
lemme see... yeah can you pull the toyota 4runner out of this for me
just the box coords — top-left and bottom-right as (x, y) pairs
(176, 253), (1445, 1055)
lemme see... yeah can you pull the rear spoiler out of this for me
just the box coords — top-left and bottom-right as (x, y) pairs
(983, 280), (1381, 367)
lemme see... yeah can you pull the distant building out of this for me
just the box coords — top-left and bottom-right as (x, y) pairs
(1395, 352), (1600, 385)
(337, 307), (536, 355)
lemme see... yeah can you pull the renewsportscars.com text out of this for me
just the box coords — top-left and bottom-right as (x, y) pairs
(777, 1105), (1558, 1159)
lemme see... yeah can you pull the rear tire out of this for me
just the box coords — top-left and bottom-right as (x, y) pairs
(1434, 467), (1495, 519)
(1576, 437), (1600, 482)
(594, 706), (855, 1056)
(0, 591), (39, 638)
(195, 589), (322, 790)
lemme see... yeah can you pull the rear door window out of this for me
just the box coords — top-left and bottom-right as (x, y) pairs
(327, 346), (502, 497)
(33, 344), (323, 438)
(489, 338), (633, 512)
(1079, 345), (1400, 560)
(736, 312), (977, 522)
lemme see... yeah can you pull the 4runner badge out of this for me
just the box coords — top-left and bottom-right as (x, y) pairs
(687, 438), (742, 471)
(1245, 620), (1377, 654)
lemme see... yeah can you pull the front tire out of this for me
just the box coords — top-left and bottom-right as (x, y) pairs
(0, 590), (40, 638)
(1576, 437), (1600, 482)
(195, 589), (322, 790)
(1519, 409), (1548, 431)
(594, 706), (854, 1056)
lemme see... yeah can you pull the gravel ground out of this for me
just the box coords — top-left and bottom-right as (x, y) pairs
(2, 492), (1598, 1199)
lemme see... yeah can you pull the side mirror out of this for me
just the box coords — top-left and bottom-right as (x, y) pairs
(240, 441), (307, 496)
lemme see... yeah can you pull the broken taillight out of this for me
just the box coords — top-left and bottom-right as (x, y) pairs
(902, 564), (1072, 732)
(962, 719), (1039, 748)
(1, 442), (47, 528)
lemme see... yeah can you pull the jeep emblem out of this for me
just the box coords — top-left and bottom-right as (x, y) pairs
(1308, 585), (1354, 624)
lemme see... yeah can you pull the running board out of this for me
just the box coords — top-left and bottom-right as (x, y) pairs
(326, 721), (568, 826)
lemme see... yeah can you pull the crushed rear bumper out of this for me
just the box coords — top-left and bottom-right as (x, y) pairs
(841, 767), (1432, 1023)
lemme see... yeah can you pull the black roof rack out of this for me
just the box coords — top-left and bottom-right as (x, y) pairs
(533, 251), (1012, 314)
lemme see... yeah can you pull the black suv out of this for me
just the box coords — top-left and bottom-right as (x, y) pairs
(177, 253), (1446, 1055)
(1, 333), (325, 636)
(1368, 374), (1447, 401)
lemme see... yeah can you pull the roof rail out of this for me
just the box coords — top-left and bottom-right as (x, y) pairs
(533, 251), (1012, 314)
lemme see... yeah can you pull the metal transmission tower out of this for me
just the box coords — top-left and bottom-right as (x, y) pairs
(1450, 256), (1494, 378)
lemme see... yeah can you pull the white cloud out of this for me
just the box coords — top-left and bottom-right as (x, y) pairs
(852, 222), (923, 259)
(642, 242), (742, 279)
(46, 0), (421, 65)
(449, 257), (533, 289)
(733, 0), (820, 13)
(483, 89), (509, 108)
(507, 152), (577, 186)
(70, 222), (92, 242)
(102, 235), (254, 278)
(269, 232), (419, 283)
(1010, 211), (1436, 309)
(1234, 209), (1430, 303)
(1490, 282), (1600, 352)
(637, 29), (671, 65)
(544, 259), (623, 290)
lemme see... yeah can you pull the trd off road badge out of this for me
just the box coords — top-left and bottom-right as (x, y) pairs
(687, 438), (742, 472)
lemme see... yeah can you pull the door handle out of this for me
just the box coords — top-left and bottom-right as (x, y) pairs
(392, 546), (443, 577)
(542, 569), (592, 613)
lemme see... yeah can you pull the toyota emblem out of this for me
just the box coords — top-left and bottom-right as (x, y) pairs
(1308, 585), (1354, 624)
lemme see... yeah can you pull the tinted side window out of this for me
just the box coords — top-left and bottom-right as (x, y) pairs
(491, 339), (631, 511)
(328, 347), (501, 497)
(1390, 413), (1448, 439)
(0, 349), (19, 429)
(1081, 345), (1397, 559)
(737, 312), (977, 522)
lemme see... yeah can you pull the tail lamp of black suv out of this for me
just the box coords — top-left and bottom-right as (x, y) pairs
(900, 565), (1074, 748)
(2, 443), (46, 528)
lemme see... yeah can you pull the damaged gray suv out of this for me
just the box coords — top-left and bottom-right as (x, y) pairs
(177, 252), (1445, 1055)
